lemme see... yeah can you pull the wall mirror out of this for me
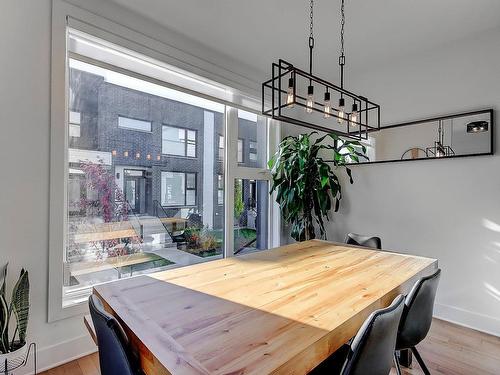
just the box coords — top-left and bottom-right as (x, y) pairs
(352, 109), (493, 164)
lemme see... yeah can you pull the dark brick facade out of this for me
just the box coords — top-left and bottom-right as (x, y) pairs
(69, 68), (260, 231)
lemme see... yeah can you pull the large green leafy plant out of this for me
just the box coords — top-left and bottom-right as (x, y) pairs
(269, 132), (367, 241)
(0, 264), (29, 353)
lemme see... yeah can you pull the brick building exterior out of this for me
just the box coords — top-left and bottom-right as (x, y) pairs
(68, 68), (261, 233)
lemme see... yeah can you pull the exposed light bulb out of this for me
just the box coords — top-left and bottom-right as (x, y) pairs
(286, 77), (295, 107)
(306, 85), (314, 113)
(350, 103), (358, 126)
(436, 144), (445, 157)
(324, 91), (331, 118)
(337, 97), (345, 124)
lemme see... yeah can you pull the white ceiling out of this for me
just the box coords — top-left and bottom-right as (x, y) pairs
(107, 0), (500, 79)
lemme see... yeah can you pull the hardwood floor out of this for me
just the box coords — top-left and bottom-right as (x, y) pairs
(41, 319), (500, 375)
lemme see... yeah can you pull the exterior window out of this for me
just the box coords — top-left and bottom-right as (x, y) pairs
(249, 141), (258, 161)
(53, 30), (278, 317)
(162, 125), (197, 157)
(218, 135), (224, 160)
(69, 111), (81, 138)
(62, 49), (225, 309)
(118, 116), (152, 132)
(238, 109), (268, 169)
(161, 172), (197, 206)
(217, 174), (224, 205)
(237, 139), (244, 163)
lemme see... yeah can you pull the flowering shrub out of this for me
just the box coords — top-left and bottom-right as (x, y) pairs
(79, 159), (128, 222)
(77, 159), (141, 258)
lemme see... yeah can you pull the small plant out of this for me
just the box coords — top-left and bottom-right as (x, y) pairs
(0, 264), (29, 354)
(199, 226), (218, 251)
(234, 180), (245, 221)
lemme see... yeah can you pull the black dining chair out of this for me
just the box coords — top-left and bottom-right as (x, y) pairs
(89, 295), (141, 375)
(345, 232), (382, 249)
(310, 294), (405, 375)
(394, 268), (441, 375)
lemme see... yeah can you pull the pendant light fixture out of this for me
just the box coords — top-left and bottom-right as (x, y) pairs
(262, 0), (380, 140)
(426, 120), (455, 158)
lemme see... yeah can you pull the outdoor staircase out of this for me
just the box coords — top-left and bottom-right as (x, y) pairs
(137, 216), (177, 252)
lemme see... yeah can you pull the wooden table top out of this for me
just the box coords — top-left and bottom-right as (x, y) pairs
(94, 240), (437, 375)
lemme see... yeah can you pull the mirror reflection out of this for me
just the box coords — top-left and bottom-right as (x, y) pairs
(358, 110), (493, 164)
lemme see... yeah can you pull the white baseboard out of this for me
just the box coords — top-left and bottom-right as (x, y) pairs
(15, 334), (97, 375)
(434, 303), (500, 337)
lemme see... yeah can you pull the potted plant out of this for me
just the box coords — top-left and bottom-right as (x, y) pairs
(269, 132), (367, 242)
(0, 264), (30, 371)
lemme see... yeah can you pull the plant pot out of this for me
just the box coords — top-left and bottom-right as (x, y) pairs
(0, 342), (28, 372)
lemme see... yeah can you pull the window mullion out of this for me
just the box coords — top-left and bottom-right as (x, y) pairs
(224, 107), (238, 257)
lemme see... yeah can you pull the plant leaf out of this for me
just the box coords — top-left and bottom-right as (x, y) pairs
(346, 167), (354, 184)
(11, 269), (29, 346)
(0, 294), (8, 353)
(0, 263), (7, 299)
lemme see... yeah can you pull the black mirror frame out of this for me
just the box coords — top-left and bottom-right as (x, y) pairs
(349, 108), (494, 165)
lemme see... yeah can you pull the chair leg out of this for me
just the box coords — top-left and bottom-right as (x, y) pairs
(393, 352), (402, 375)
(411, 347), (431, 375)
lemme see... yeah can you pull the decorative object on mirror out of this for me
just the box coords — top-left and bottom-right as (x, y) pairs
(425, 120), (455, 158)
(268, 132), (367, 241)
(400, 147), (427, 160)
(351, 109), (493, 165)
(0, 264), (36, 374)
(262, 0), (380, 140)
(467, 121), (489, 133)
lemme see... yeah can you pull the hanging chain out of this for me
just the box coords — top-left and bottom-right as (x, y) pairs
(308, 0), (315, 75)
(339, 0), (346, 89)
(340, 0), (345, 59)
(309, 0), (314, 42)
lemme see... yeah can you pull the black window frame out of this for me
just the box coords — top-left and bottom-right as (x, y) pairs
(118, 115), (153, 133)
(160, 171), (197, 207)
(161, 124), (198, 158)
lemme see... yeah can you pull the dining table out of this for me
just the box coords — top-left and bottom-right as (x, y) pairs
(93, 239), (437, 375)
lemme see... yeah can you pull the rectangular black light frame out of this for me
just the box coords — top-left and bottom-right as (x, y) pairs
(262, 59), (380, 140)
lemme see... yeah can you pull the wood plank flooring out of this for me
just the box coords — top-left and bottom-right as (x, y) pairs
(40, 318), (500, 375)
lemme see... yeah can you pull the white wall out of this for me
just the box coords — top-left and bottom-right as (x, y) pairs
(0, 0), (262, 372)
(329, 27), (500, 336)
(0, 1), (96, 372)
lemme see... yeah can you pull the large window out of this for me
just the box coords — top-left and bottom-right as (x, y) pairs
(62, 50), (225, 307)
(50, 26), (279, 318)
(162, 126), (197, 157)
(161, 172), (196, 206)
